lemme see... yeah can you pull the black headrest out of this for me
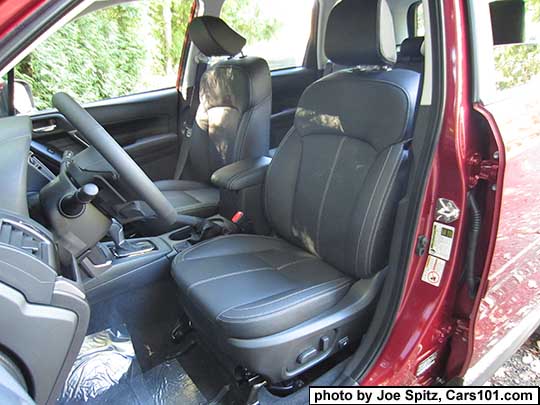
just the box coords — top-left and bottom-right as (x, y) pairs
(400, 36), (424, 59)
(188, 16), (246, 57)
(325, 0), (397, 66)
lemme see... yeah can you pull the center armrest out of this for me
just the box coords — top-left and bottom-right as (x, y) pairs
(211, 156), (272, 191)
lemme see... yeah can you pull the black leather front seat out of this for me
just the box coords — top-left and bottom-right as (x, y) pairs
(172, 0), (420, 382)
(154, 17), (271, 217)
(397, 36), (425, 73)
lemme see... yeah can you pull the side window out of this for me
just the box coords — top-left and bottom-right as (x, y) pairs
(14, 0), (192, 111)
(484, 0), (540, 161)
(220, 0), (315, 70)
(492, 0), (540, 91)
(414, 2), (425, 37)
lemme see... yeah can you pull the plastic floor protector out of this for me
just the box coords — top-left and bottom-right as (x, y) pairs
(58, 326), (208, 405)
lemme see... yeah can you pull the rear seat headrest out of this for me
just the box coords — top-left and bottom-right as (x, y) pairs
(325, 0), (397, 66)
(400, 36), (425, 59)
(188, 16), (246, 57)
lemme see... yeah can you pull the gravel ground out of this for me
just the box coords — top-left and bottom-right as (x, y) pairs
(486, 332), (540, 386)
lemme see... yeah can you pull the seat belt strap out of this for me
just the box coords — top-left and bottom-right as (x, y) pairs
(323, 61), (333, 77)
(7, 69), (15, 116)
(174, 61), (207, 180)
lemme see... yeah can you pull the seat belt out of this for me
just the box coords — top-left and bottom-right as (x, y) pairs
(173, 61), (207, 180)
(323, 61), (334, 76)
(6, 69), (15, 116)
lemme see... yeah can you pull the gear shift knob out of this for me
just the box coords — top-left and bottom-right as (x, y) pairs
(107, 218), (155, 259)
(109, 218), (125, 248)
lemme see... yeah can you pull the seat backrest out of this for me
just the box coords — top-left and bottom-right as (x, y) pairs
(187, 17), (271, 182)
(265, 0), (420, 280)
(397, 36), (425, 73)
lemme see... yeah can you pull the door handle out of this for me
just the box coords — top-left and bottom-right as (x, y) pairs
(33, 124), (57, 133)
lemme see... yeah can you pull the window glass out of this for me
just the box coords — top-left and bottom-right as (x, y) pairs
(220, 0), (315, 70)
(493, 0), (540, 91)
(415, 2), (425, 37)
(14, 0), (192, 110)
(486, 0), (540, 159)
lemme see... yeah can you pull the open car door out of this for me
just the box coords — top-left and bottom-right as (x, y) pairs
(460, 0), (540, 384)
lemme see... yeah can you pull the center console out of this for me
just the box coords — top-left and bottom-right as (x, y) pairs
(40, 153), (274, 305)
(78, 217), (235, 303)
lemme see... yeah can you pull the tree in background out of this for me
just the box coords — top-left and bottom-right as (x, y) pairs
(149, 0), (191, 76)
(14, 0), (279, 110)
(494, 0), (540, 90)
(530, 0), (540, 21)
(221, 0), (280, 46)
(16, 4), (145, 110)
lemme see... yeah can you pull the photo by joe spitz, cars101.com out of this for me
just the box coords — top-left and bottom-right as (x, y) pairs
(0, 0), (539, 404)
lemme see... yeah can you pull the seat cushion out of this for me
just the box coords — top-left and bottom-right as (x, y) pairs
(172, 234), (353, 339)
(154, 180), (219, 217)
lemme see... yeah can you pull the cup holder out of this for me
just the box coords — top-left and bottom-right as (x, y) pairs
(169, 226), (193, 241)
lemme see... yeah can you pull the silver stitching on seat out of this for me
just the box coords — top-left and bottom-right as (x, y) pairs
(354, 147), (392, 276)
(218, 277), (350, 316)
(276, 257), (318, 271)
(186, 266), (272, 293)
(365, 144), (402, 274)
(218, 280), (351, 321)
(316, 136), (347, 253)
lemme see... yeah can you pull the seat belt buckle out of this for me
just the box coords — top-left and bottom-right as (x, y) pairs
(231, 211), (252, 234)
(231, 211), (245, 224)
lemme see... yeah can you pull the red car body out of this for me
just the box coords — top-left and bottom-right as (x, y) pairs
(0, 0), (46, 41)
(364, 0), (536, 386)
(0, 0), (537, 388)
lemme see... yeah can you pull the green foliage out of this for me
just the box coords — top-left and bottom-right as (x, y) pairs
(16, 4), (145, 110)
(493, 0), (540, 90)
(528, 0), (540, 22)
(494, 44), (540, 90)
(14, 0), (280, 109)
(221, 0), (280, 46)
(149, 0), (192, 74)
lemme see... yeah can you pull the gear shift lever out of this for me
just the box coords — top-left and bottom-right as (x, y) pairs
(109, 219), (126, 249)
(108, 219), (154, 258)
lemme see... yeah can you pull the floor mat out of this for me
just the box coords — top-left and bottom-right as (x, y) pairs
(78, 280), (241, 404)
(58, 327), (208, 405)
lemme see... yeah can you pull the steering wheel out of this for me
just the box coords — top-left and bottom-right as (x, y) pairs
(52, 92), (200, 228)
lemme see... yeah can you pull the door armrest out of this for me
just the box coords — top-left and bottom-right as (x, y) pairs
(211, 156), (271, 191)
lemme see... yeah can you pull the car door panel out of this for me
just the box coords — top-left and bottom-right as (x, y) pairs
(270, 67), (318, 149)
(29, 88), (181, 181)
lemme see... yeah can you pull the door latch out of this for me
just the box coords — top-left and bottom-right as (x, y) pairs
(468, 152), (499, 188)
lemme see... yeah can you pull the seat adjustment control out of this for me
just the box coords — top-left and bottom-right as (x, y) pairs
(338, 336), (349, 350)
(320, 335), (331, 352)
(297, 347), (318, 365)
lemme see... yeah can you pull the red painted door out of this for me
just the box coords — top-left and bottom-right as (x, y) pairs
(0, 0), (46, 40)
(464, 0), (540, 383)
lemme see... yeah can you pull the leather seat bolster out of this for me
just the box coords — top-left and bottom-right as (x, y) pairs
(175, 234), (296, 262)
(155, 179), (215, 192)
(211, 156), (271, 191)
(155, 179), (219, 217)
(217, 278), (351, 339)
(172, 235), (352, 339)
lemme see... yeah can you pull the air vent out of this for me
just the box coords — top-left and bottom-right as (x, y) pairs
(0, 218), (54, 265)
